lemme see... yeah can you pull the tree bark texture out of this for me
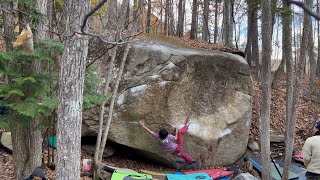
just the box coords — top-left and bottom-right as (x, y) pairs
(133, 0), (141, 32)
(56, 0), (89, 179)
(164, 0), (170, 35)
(214, 0), (219, 43)
(202, 0), (209, 41)
(222, 0), (233, 46)
(169, 0), (174, 35)
(3, 1), (18, 51)
(146, 0), (151, 33)
(11, 25), (42, 180)
(307, 2), (316, 94)
(177, 0), (185, 37)
(281, 2), (294, 180)
(124, 0), (130, 30)
(98, 44), (131, 162)
(260, 0), (272, 179)
(245, 0), (254, 67)
(252, 7), (259, 81)
(34, 0), (48, 41)
(93, 47), (118, 179)
(318, 0), (320, 77)
(106, 0), (118, 30)
(190, 0), (198, 39)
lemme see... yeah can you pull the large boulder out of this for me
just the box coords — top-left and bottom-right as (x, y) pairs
(83, 41), (253, 168)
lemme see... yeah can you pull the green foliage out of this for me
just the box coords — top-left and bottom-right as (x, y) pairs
(83, 67), (109, 109)
(0, 40), (108, 129)
(0, 41), (61, 128)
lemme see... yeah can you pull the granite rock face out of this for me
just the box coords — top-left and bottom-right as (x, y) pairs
(83, 41), (253, 168)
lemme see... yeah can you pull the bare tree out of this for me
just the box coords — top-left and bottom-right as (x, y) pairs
(164, 0), (170, 35)
(106, 0), (118, 30)
(260, 0), (272, 179)
(190, 0), (198, 39)
(214, 0), (219, 43)
(222, 0), (233, 46)
(252, 5), (260, 81)
(133, 0), (141, 32)
(56, 0), (89, 179)
(177, 0), (185, 37)
(282, 1), (313, 180)
(146, 0), (151, 33)
(202, 0), (209, 41)
(281, 1), (294, 180)
(307, 1), (316, 94)
(245, 0), (253, 67)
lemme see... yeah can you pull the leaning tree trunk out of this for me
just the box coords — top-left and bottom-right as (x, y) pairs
(281, 1), (294, 180)
(93, 46), (118, 179)
(56, 0), (89, 179)
(260, 0), (272, 179)
(190, 0), (198, 39)
(202, 0), (209, 42)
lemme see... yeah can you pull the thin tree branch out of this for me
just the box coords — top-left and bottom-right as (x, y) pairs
(285, 0), (320, 20)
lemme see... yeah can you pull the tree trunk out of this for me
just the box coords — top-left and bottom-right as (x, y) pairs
(202, 0), (209, 42)
(252, 7), (259, 81)
(56, 0), (89, 179)
(245, 0), (254, 67)
(164, 0), (170, 35)
(260, 0), (272, 179)
(169, 0), (175, 36)
(3, 1), (18, 51)
(190, 0), (198, 40)
(133, 0), (141, 32)
(93, 47), (118, 179)
(106, 0), (118, 30)
(177, 0), (185, 37)
(34, 0), (47, 41)
(222, 0), (233, 46)
(318, 0), (320, 77)
(283, 1), (312, 179)
(124, 0), (130, 30)
(272, 58), (285, 88)
(281, 2), (294, 180)
(98, 44), (131, 162)
(146, 0), (151, 33)
(308, 1), (316, 94)
(11, 25), (42, 180)
(214, 0), (219, 43)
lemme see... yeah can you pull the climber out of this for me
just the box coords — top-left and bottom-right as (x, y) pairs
(139, 117), (196, 164)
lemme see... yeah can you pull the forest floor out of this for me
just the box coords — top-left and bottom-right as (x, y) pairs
(1, 76), (319, 179)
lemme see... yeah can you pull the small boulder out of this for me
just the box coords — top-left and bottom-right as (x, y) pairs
(270, 135), (285, 143)
(248, 141), (260, 151)
(234, 173), (260, 180)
